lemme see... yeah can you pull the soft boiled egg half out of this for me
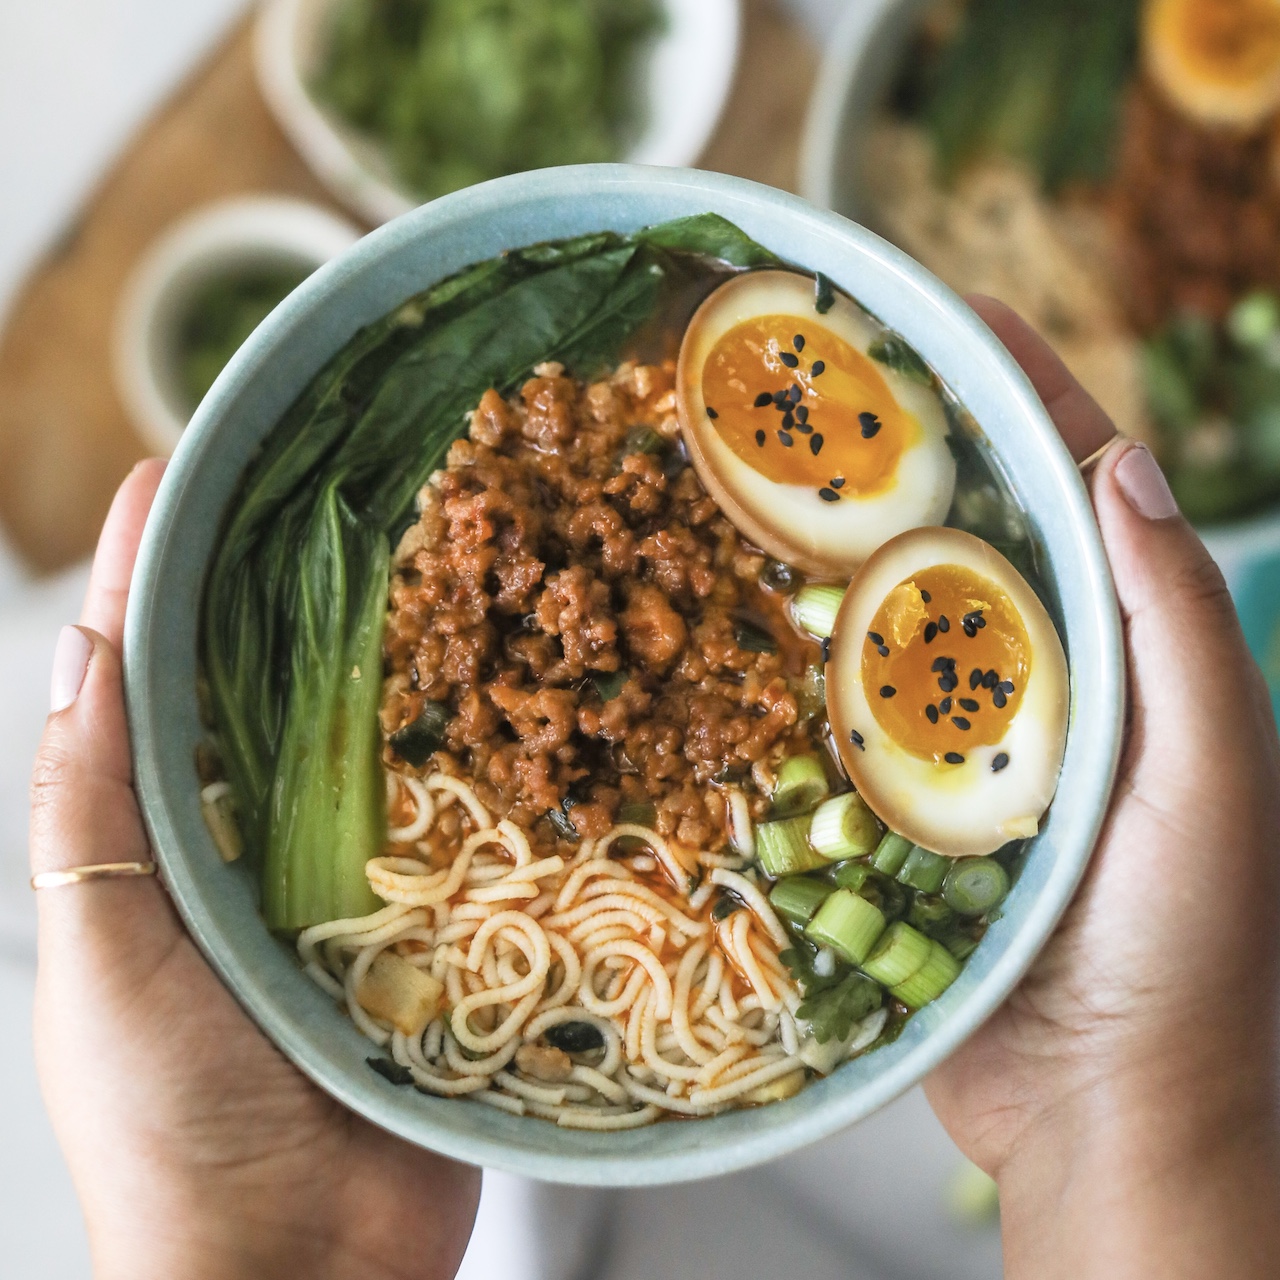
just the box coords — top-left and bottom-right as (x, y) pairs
(676, 270), (956, 576)
(826, 527), (1069, 858)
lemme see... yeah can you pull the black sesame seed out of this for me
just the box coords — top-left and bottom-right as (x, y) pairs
(983, 669), (998, 689)
(940, 673), (958, 693)
(959, 698), (980, 712)
(877, 645), (889, 657)
(795, 405), (809, 423)
(920, 589), (932, 603)
(789, 385), (802, 403)
(992, 752), (1010, 773)
(810, 434), (824, 455)
(998, 680), (1014, 694)
(780, 351), (800, 368)
(706, 406), (719, 419)
(859, 412), (882, 439)
(796, 421), (813, 434)
(945, 752), (965, 765)
(754, 391), (773, 408)
(939, 697), (952, 714)
(938, 615), (950, 633)
(867, 631), (884, 646)
(818, 487), (840, 502)
(794, 334), (806, 351)
(755, 429), (766, 447)
(778, 430), (794, 447)
(969, 668), (983, 690)
(931, 657), (951, 673)
(782, 411), (795, 429)
(963, 622), (977, 638)
(879, 685), (896, 699)
(773, 389), (789, 406)
(831, 477), (845, 488)
(926, 704), (939, 724)
(993, 689), (1007, 709)
(821, 637), (831, 664)
(952, 716), (971, 731)
(850, 729), (865, 750)
(812, 360), (826, 376)
(924, 622), (938, 644)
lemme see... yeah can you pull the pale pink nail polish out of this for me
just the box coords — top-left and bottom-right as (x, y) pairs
(50, 626), (92, 714)
(1115, 443), (1179, 520)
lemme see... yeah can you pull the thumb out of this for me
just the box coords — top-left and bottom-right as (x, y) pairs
(1092, 440), (1280, 828)
(29, 625), (184, 987)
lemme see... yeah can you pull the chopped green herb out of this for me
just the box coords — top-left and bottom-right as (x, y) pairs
(388, 702), (449, 767)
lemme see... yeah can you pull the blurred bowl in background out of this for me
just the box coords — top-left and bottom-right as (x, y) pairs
(114, 196), (362, 456)
(799, 0), (928, 219)
(255, 0), (742, 227)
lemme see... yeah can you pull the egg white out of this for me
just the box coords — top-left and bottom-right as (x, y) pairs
(677, 271), (956, 576)
(826, 527), (1070, 858)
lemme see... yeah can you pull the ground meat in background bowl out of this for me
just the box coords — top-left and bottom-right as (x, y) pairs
(380, 360), (827, 856)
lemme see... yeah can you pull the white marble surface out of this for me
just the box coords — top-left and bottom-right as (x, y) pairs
(0, 3), (995, 1277)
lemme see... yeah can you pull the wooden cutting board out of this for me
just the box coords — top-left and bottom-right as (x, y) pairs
(0, 0), (816, 573)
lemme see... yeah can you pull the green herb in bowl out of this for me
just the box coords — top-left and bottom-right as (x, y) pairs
(176, 264), (312, 413)
(312, 0), (664, 200)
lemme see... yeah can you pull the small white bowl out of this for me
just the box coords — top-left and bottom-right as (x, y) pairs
(254, 0), (741, 226)
(114, 197), (362, 457)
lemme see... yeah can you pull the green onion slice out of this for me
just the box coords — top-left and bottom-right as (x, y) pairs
(768, 876), (835, 926)
(809, 791), (882, 861)
(790, 584), (847, 639)
(891, 941), (960, 1008)
(861, 921), (932, 987)
(771, 754), (830, 817)
(942, 857), (1011, 917)
(756, 816), (826, 878)
(805, 890), (886, 965)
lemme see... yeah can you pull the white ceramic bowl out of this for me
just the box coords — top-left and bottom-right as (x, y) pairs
(114, 197), (362, 456)
(255, 0), (741, 226)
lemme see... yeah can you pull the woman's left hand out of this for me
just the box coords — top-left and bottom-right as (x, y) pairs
(30, 460), (481, 1280)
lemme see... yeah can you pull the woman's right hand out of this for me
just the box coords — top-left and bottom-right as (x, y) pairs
(927, 299), (1280, 1278)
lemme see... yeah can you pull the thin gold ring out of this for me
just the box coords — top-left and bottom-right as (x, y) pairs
(31, 862), (157, 891)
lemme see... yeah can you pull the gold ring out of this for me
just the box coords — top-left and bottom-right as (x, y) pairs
(31, 861), (157, 891)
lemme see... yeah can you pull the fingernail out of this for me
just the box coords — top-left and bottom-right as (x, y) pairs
(50, 626), (92, 714)
(1115, 443), (1179, 520)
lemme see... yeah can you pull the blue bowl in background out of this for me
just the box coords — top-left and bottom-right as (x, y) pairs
(123, 164), (1124, 1185)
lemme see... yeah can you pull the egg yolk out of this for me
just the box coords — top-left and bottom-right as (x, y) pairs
(861, 564), (1031, 767)
(700, 315), (916, 501)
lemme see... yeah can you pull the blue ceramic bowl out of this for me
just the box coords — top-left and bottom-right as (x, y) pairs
(124, 165), (1124, 1186)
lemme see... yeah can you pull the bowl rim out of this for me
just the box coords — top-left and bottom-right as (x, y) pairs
(124, 163), (1124, 1185)
(254, 0), (743, 226)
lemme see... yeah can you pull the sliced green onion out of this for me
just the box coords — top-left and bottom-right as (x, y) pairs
(896, 845), (950, 895)
(617, 801), (657, 827)
(942, 857), (1011, 917)
(388, 703), (449, 767)
(790, 584), (847, 638)
(769, 876), (836, 926)
(734, 617), (779, 654)
(907, 894), (955, 936)
(809, 791), (882, 860)
(756, 817), (826, 877)
(870, 831), (914, 877)
(832, 861), (872, 893)
(771, 754), (830, 817)
(860, 921), (932, 987)
(805, 889), (886, 965)
(891, 940), (961, 1008)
